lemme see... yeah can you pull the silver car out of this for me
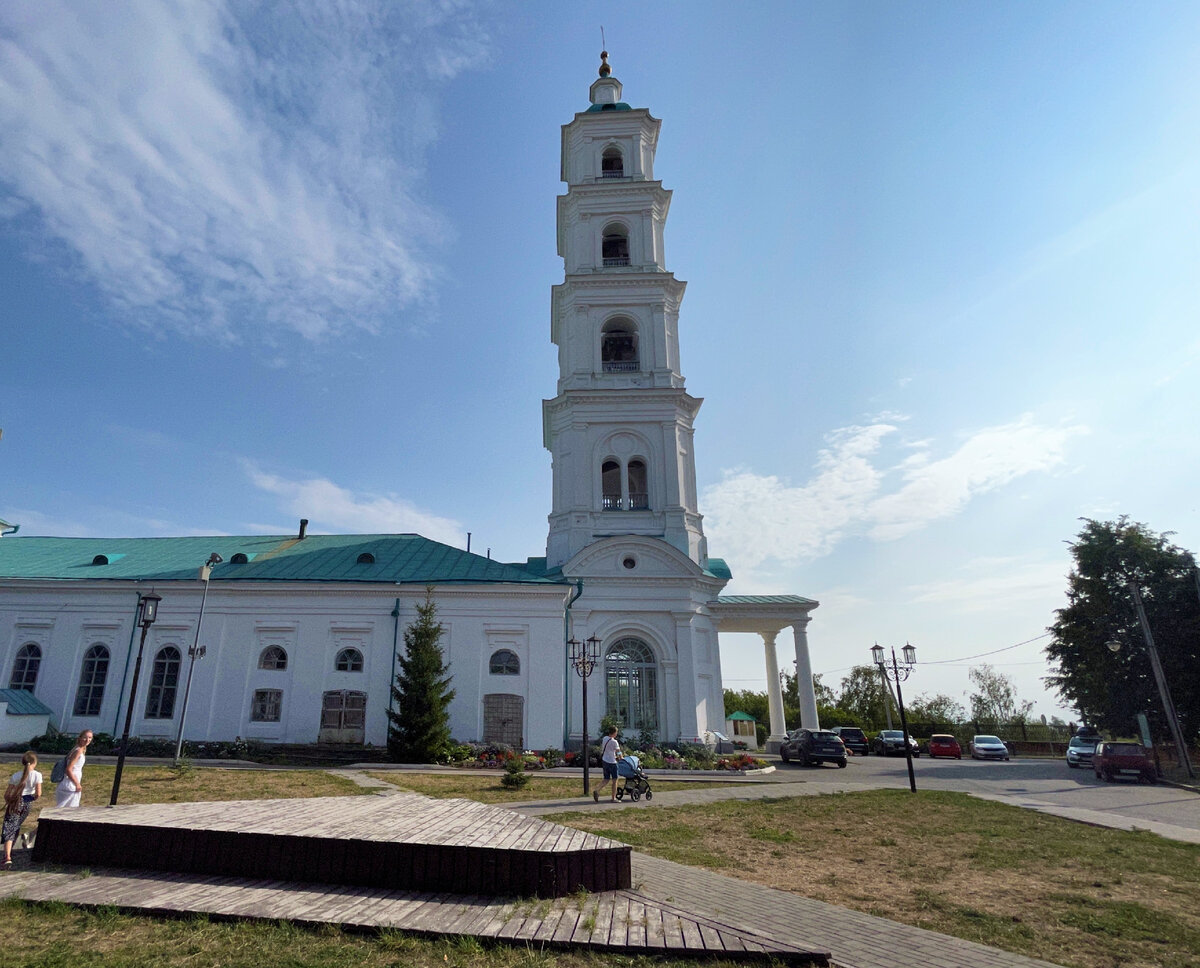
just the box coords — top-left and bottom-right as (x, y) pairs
(970, 735), (1011, 761)
(1066, 733), (1099, 769)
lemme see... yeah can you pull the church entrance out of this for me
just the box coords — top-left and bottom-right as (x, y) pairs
(319, 690), (366, 743)
(482, 693), (524, 749)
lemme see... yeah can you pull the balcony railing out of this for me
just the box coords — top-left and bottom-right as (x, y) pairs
(602, 257), (631, 267)
(602, 495), (650, 511)
(600, 169), (625, 179)
(603, 360), (639, 373)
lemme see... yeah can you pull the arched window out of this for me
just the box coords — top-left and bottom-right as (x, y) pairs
(73, 644), (110, 716)
(335, 648), (363, 672)
(9, 643), (41, 691)
(602, 223), (630, 267)
(600, 455), (651, 512)
(627, 459), (648, 510)
(231, 553), (249, 564)
(489, 649), (520, 675)
(601, 317), (638, 372)
(356, 552), (375, 564)
(145, 646), (181, 719)
(605, 638), (658, 734)
(602, 459), (622, 511)
(259, 646), (288, 670)
(601, 146), (624, 178)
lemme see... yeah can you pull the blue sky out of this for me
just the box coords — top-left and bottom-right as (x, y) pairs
(3, 2), (1199, 721)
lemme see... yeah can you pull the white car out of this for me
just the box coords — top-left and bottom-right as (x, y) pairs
(969, 735), (1010, 761)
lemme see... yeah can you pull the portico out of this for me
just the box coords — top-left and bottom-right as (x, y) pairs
(709, 595), (820, 752)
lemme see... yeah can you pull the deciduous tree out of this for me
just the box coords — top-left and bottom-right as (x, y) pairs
(838, 665), (890, 728)
(1046, 517), (1200, 742)
(968, 664), (1033, 725)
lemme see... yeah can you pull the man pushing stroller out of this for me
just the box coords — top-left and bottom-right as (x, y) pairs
(594, 724), (622, 802)
(593, 725), (654, 803)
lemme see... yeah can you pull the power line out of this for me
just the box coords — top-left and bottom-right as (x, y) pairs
(809, 631), (1054, 679)
(919, 632), (1052, 666)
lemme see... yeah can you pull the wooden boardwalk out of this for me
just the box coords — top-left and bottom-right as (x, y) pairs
(1, 863), (827, 964)
(33, 795), (630, 897)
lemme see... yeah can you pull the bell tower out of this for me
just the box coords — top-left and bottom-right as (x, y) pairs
(543, 53), (708, 570)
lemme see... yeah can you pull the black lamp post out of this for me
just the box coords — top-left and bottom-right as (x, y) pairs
(569, 634), (601, 796)
(110, 591), (161, 806)
(173, 553), (222, 766)
(872, 641), (918, 793)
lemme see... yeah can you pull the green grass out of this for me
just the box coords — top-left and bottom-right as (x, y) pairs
(0, 898), (755, 968)
(551, 788), (1200, 968)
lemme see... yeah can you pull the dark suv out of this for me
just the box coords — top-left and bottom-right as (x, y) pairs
(871, 730), (920, 757)
(779, 728), (847, 768)
(830, 726), (869, 756)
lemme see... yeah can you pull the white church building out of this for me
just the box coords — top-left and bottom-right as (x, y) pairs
(0, 57), (818, 754)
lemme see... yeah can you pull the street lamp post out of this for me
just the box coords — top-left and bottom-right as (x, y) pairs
(173, 553), (222, 766)
(110, 592), (162, 806)
(569, 634), (601, 796)
(1107, 579), (1195, 778)
(872, 642), (918, 793)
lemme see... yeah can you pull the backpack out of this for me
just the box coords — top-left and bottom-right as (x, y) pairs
(50, 755), (68, 784)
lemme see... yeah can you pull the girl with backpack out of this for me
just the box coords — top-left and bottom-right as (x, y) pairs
(3, 751), (42, 868)
(53, 730), (92, 809)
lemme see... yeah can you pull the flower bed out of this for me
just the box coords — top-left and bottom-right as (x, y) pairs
(442, 740), (767, 772)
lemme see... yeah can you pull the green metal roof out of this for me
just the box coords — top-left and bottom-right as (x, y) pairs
(0, 689), (53, 716)
(715, 594), (818, 606)
(0, 534), (565, 587)
(585, 102), (632, 112)
(728, 711), (756, 721)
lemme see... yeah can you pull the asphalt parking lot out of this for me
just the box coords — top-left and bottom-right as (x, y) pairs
(771, 748), (1200, 842)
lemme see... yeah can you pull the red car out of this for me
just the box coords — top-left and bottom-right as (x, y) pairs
(928, 734), (962, 759)
(1093, 741), (1157, 783)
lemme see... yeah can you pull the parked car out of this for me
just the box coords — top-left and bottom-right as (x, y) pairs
(969, 735), (1010, 761)
(1093, 741), (1157, 783)
(927, 734), (962, 759)
(1065, 732), (1100, 769)
(870, 730), (920, 757)
(780, 728), (848, 768)
(830, 726), (869, 756)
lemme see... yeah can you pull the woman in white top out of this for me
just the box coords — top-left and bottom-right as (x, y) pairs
(3, 751), (42, 867)
(54, 729), (92, 809)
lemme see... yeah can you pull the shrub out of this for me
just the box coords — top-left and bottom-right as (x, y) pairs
(541, 746), (563, 768)
(499, 758), (530, 789)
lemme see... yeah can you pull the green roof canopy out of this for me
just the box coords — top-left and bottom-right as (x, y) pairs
(0, 534), (564, 587)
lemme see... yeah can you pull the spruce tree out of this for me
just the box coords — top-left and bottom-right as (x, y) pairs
(388, 590), (455, 762)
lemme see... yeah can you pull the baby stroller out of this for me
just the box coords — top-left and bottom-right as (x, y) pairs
(614, 754), (653, 801)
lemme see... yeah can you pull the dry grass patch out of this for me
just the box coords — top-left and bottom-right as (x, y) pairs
(366, 771), (717, 803)
(552, 788), (1200, 968)
(0, 897), (757, 968)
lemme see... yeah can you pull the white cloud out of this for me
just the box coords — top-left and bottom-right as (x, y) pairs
(702, 414), (1086, 575)
(907, 555), (1070, 613)
(867, 415), (1085, 540)
(0, 1), (492, 344)
(245, 463), (463, 546)
(701, 420), (899, 576)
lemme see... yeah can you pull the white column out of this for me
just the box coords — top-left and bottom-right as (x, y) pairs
(792, 620), (819, 729)
(761, 630), (787, 752)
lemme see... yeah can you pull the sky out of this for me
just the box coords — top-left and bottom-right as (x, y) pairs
(3, 2), (1199, 723)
